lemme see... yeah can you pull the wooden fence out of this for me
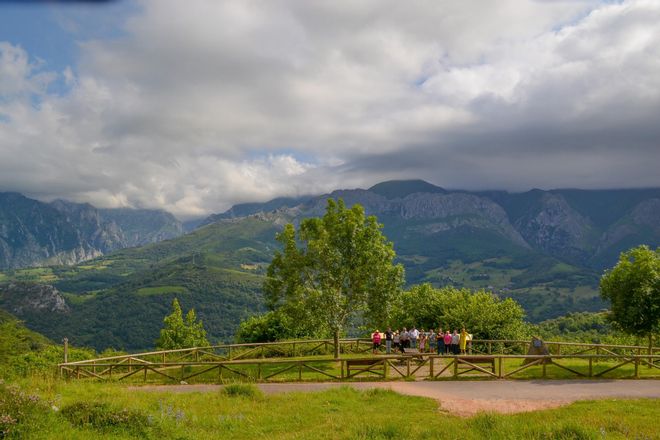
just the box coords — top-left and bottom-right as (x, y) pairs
(58, 338), (660, 383)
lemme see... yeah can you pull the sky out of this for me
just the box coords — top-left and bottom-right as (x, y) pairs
(0, 0), (659, 219)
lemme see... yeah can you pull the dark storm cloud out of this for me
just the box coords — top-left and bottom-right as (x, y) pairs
(1, 0), (658, 218)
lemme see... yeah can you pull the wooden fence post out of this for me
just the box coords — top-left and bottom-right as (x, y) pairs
(63, 337), (69, 364)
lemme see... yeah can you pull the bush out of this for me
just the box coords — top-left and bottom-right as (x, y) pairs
(221, 384), (263, 399)
(8, 345), (96, 378)
(235, 310), (312, 343)
(61, 401), (151, 435)
(0, 381), (48, 438)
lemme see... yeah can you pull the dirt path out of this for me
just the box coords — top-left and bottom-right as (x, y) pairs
(131, 380), (660, 417)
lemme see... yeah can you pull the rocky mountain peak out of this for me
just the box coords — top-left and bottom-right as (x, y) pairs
(0, 282), (69, 315)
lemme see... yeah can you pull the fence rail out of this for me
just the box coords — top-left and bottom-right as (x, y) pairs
(58, 338), (660, 383)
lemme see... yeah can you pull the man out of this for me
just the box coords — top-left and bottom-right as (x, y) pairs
(385, 327), (394, 354)
(410, 327), (419, 349)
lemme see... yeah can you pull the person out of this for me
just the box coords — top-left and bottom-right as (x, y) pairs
(372, 329), (382, 354)
(436, 328), (444, 355)
(410, 327), (419, 349)
(385, 327), (393, 354)
(443, 331), (452, 355)
(401, 328), (410, 349)
(419, 329), (426, 353)
(451, 329), (460, 355)
(393, 330), (400, 353)
(429, 328), (437, 355)
(459, 327), (468, 355)
(467, 332), (473, 354)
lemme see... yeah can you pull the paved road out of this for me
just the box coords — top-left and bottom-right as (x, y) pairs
(134, 380), (660, 416)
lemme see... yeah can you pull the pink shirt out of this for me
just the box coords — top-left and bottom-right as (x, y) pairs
(443, 334), (452, 344)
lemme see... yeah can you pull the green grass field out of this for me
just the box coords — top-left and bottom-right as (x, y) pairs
(4, 379), (659, 439)
(136, 286), (188, 296)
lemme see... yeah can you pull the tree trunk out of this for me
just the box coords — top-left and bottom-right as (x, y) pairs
(334, 329), (340, 359)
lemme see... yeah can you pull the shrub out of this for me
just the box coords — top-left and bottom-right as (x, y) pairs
(61, 401), (151, 435)
(0, 381), (48, 438)
(221, 384), (263, 399)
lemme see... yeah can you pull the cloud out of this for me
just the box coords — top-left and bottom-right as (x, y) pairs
(1, 0), (659, 218)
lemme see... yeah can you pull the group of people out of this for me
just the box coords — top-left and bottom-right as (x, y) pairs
(372, 327), (472, 355)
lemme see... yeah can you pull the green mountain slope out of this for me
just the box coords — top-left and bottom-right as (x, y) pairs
(0, 218), (281, 351)
(1, 181), (658, 350)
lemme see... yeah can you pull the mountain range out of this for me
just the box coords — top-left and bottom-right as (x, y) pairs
(0, 193), (183, 269)
(0, 180), (658, 350)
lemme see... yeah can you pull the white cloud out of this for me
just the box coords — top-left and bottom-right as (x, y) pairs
(0, 0), (659, 218)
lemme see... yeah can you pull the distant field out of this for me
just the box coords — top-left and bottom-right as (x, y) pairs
(137, 286), (188, 296)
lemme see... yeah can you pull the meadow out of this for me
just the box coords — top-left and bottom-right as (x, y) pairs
(2, 378), (658, 440)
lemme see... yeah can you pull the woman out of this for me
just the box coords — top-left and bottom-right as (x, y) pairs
(459, 327), (468, 355)
(372, 329), (381, 354)
(419, 329), (426, 353)
(451, 330), (460, 355)
(443, 331), (452, 355)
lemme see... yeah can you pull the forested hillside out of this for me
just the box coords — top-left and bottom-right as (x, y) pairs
(1, 181), (658, 350)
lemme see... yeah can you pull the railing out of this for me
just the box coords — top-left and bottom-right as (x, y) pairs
(58, 353), (660, 383)
(58, 338), (660, 383)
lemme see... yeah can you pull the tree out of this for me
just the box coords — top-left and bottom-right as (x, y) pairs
(156, 298), (210, 349)
(600, 245), (660, 363)
(264, 199), (404, 358)
(235, 310), (312, 343)
(391, 284), (528, 341)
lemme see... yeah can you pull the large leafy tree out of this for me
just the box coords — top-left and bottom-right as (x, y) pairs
(156, 298), (210, 349)
(264, 199), (404, 358)
(391, 284), (528, 340)
(600, 245), (660, 360)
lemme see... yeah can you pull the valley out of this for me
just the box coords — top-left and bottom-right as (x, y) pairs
(0, 181), (658, 351)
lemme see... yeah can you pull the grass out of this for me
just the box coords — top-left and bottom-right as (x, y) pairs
(5, 379), (659, 439)
(136, 286), (187, 296)
(7, 267), (58, 283)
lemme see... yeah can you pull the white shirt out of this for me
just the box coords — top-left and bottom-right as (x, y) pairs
(410, 329), (419, 339)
